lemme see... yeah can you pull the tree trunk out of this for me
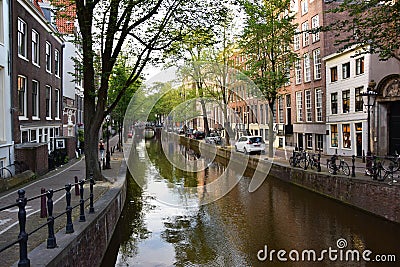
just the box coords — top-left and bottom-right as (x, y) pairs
(223, 106), (230, 146)
(84, 122), (103, 180)
(268, 105), (274, 158)
(200, 99), (210, 136)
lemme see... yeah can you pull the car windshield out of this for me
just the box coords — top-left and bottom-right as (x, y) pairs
(249, 137), (263, 143)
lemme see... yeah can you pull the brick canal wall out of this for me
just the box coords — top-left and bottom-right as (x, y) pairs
(179, 135), (400, 224)
(27, 161), (127, 266)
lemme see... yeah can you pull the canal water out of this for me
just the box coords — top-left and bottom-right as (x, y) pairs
(102, 137), (400, 266)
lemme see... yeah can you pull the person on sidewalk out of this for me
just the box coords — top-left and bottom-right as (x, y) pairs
(99, 139), (105, 161)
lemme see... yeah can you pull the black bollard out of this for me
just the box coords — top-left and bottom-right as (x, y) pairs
(317, 152), (321, 172)
(65, 184), (74, 234)
(46, 189), (56, 249)
(372, 156), (378, 180)
(79, 180), (86, 222)
(40, 188), (47, 218)
(89, 173), (95, 214)
(351, 155), (356, 177)
(17, 189), (30, 267)
(74, 176), (79, 196)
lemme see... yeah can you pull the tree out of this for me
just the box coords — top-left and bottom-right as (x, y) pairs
(68, 0), (229, 179)
(238, 0), (298, 157)
(325, 0), (400, 62)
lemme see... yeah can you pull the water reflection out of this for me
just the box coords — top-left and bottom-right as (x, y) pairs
(104, 137), (400, 266)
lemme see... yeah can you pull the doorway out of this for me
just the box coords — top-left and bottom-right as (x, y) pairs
(389, 102), (400, 155)
(298, 133), (303, 150)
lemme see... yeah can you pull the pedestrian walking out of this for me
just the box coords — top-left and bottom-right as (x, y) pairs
(99, 139), (105, 160)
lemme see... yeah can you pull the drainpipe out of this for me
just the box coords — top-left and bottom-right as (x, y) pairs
(9, 0), (14, 165)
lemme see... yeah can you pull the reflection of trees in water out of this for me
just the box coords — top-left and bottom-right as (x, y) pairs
(101, 173), (150, 266)
(146, 139), (199, 188)
(160, 209), (218, 266)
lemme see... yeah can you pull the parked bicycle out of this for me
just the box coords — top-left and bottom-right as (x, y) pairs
(327, 155), (350, 176)
(372, 160), (399, 185)
(381, 152), (400, 173)
(289, 150), (307, 169)
(307, 152), (320, 171)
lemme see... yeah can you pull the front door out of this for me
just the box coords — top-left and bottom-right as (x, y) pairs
(356, 132), (362, 157)
(298, 133), (303, 150)
(389, 102), (400, 155)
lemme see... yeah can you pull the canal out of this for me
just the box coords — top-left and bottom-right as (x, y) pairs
(102, 136), (400, 266)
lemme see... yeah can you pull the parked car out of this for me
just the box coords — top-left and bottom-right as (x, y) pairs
(193, 130), (205, 140)
(234, 136), (265, 154)
(205, 133), (222, 145)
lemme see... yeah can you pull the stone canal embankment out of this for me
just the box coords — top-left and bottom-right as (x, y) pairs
(178, 134), (400, 224)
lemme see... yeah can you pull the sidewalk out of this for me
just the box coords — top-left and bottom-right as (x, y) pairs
(0, 135), (124, 267)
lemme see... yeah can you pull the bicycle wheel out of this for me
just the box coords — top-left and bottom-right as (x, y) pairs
(289, 157), (294, 167)
(299, 158), (308, 169)
(381, 158), (400, 173)
(340, 162), (350, 176)
(327, 161), (335, 174)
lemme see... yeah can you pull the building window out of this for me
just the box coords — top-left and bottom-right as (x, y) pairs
(278, 96), (284, 123)
(32, 80), (39, 118)
(311, 15), (320, 42)
(331, 125), (338, 147)
(355, 57), (364, 75)
(46, 42), (52, 72)
(296, 91), (303, 122)
(294, 28), (300, 51)
(304, 53), (311, 82)
(55, 49), (60, 77)
(39, 129), (43, 143)
(342, 90), (350, 113)
(316, 134), (323, 151)
(330, 66), (338, 82)
(342, 124), (351, 149)
(45, 86), (51, 118)
(260, 104), (263, 124)
(306, 133), (312, 149)
(305, 90), (312, 122)
(30, 129), (37, 142)
(295, 59), (302, 84)
(331, 92), (338, 114)
(21, 131), (28, 143)
(342, 62), (350, 79)
(18, 18), (27, 58)
(55, 89), (60, 119)
(301, 0), (308, 15)
(18, 76), (27, 117)
(32, 30), (39, 65)
(355, 87), (363, 112)
(313, 49), (321, 80)
(315, 88), (322, 122)
(302, 21), (309, 47)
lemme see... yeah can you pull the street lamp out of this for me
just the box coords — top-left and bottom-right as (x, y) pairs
(360, 80), (378, 176)
(105, 115), (111, 169)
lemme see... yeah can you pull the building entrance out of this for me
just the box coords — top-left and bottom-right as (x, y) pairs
(389, 101), (400, 155)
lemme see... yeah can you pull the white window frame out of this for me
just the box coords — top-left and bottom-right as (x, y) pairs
(304, 53), (311, 82)
(18, 76), (27, 118)
(55, 89), (60, 119)
(301, 0), (308, 15)
(46, 42), (52, 73)
(311, 15), (320, 42)
(296, 91), (303, 122)
(302, 21), (309, 47)
(294, 28), (300, 51)
(342, 62), (350, 79)
(355, 57), (364, 75)
(305, 90), (312, 122)
(45, 85), (52, 119)
(313, 48), (321, 80)
(18, 18), (27, 58)
(32, 80), (39, 119)
(295, 59), (302, 84)
(315, 88), (322, 122)
(32, 30), (39, 66)
(54, 49), (60, 77)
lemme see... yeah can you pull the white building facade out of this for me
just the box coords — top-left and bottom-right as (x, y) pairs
(0, 0), (13, 175)
(325, 47), (400, 157)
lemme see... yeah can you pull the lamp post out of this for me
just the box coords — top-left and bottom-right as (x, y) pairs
(360, 80), (378, 176)
(105, 115), (111, 169)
